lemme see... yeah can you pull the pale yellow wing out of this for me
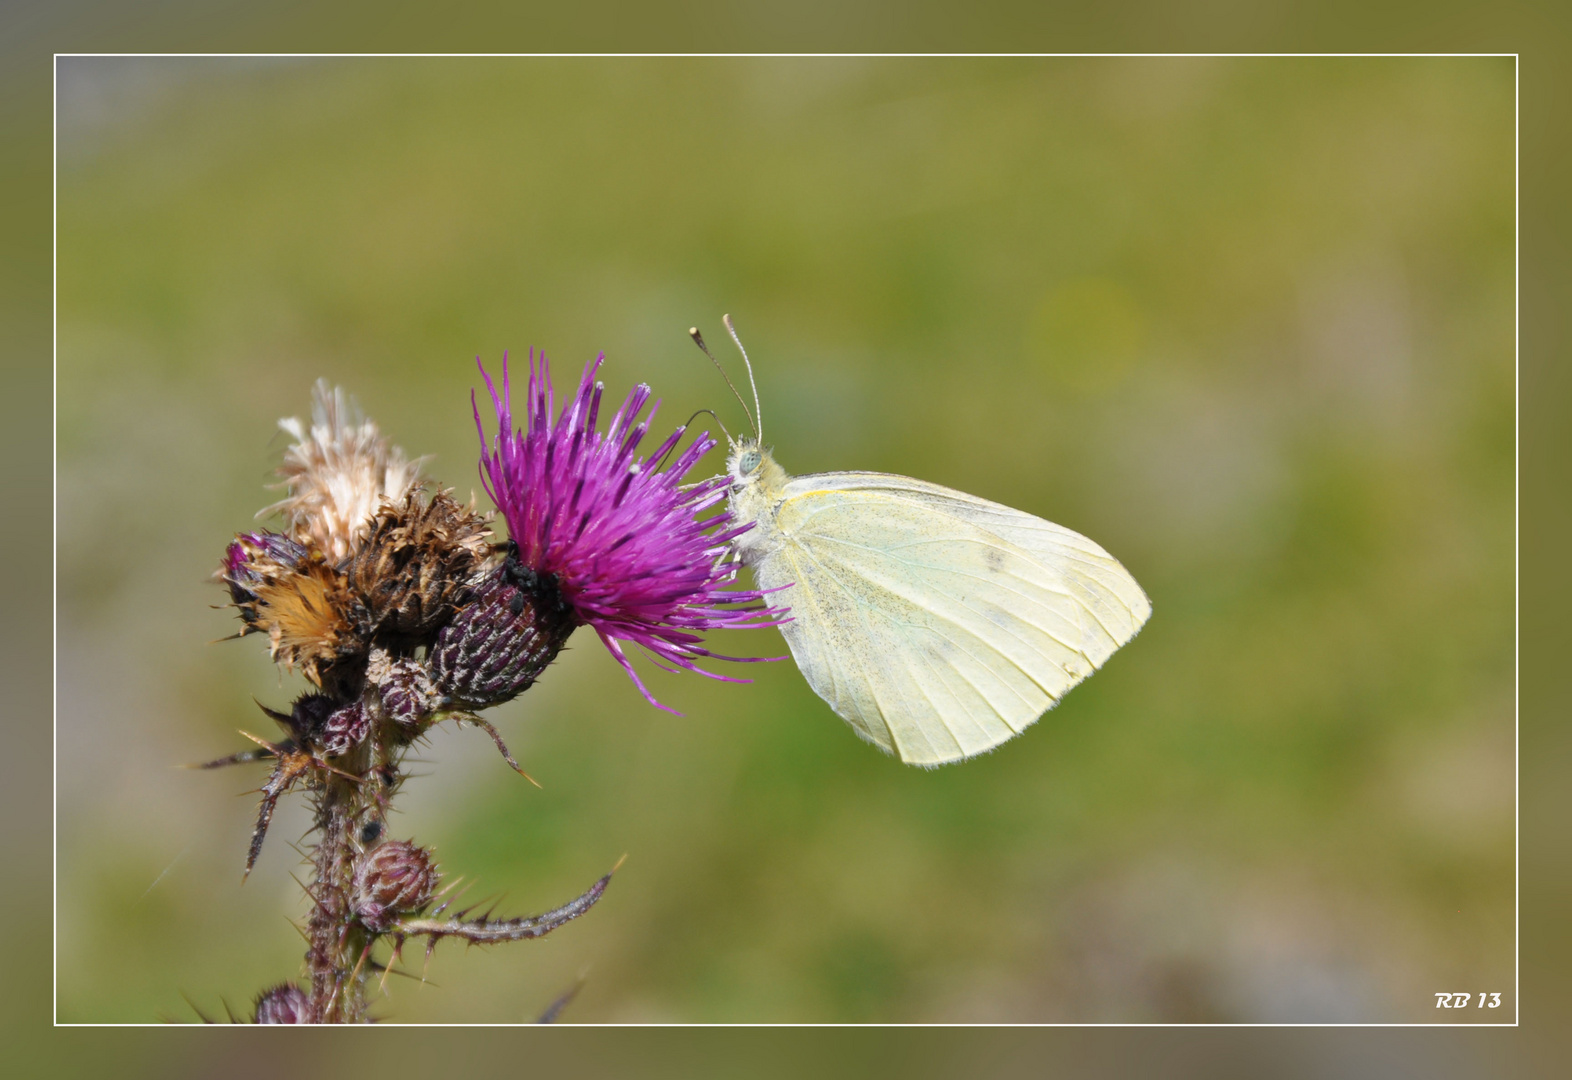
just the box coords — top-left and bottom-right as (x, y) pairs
(754, 471), (1150, 767)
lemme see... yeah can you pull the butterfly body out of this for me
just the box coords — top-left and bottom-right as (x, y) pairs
(725, 436), (1151, 767)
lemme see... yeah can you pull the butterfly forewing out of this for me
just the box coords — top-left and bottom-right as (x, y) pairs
(758, 472), (1151, 766)
(785, 472), (1151, 645)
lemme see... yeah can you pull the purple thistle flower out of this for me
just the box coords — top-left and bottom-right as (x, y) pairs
(475, 350), (785, 712)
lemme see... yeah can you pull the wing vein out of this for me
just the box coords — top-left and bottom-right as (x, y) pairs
(807, 533), (1103, 668)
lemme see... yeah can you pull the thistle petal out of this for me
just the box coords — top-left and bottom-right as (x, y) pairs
(475, 351), (786, 710)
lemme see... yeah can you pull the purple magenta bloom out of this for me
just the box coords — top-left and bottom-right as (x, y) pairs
(475, 350), (785, 712)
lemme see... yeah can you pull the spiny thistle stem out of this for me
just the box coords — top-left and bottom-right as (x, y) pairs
(306, 769), (370, 1022)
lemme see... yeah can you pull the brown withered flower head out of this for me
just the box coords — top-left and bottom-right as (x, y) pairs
(214, 387), (503, 878)
(220, 384), (495, 701)
(223, 533), (361, 692)
(343, 488), (492, 650)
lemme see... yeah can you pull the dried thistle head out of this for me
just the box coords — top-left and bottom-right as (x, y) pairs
(343, 488), (494, 648)
(223, 534), (363, 689)
(221, 531), (308, 619)
(264, 380), (423, 562)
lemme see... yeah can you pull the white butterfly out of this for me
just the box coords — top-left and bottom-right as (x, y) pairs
(694, 318), (1152, 768)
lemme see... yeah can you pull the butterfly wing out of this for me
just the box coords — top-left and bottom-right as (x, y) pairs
(753, 471), (1151, 767)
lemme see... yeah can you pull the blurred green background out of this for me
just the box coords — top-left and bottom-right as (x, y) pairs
(55, 56), (1513, 1024)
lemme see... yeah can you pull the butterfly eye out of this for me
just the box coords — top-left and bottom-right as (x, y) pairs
(739, 449), (761, 474)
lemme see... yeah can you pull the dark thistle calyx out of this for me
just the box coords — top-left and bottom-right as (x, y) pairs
(429, 551), (578, 709)
(498, 541), (573, 620)
(260, 692), (336, 743)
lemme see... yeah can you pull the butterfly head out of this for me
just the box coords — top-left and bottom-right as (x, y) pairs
(733, 438), (760, 472)
(726, 436), (773, 488)
(725, 435), (787, 526)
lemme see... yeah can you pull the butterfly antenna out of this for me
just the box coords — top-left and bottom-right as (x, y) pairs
(655, 408), (729, 472)
(689, 326), (757, 439)
(722, 314), (762, 444)
(683, 407), (732, 445)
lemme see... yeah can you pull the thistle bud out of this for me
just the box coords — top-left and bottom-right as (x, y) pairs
(275, 692), (337, 743)
(254, 982), (312, 1024)
(351, 840), (439, 932)
(318, 700), (372, 757)
(428, 564), (577, 709)
(368, 652), (439, 729)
